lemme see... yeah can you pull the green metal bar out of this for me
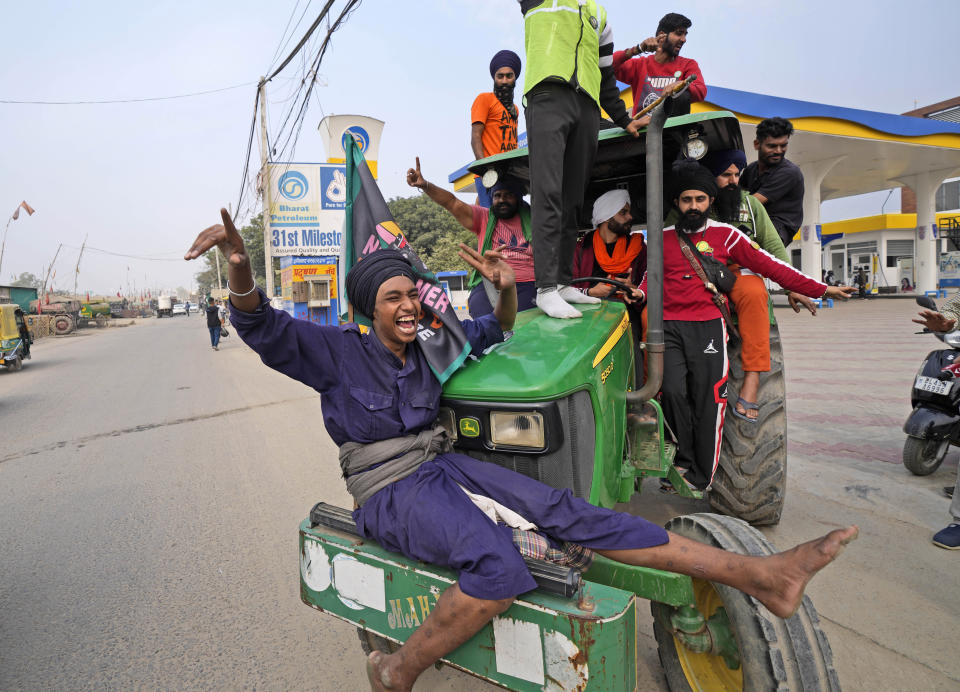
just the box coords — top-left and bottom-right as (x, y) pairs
(583, 554), (695, 607)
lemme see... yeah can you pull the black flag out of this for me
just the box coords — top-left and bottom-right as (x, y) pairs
(340, 135), (471, 383)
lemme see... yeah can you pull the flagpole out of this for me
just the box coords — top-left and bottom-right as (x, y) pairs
(74, 234), (88, 300)
(0, 213), (14, 281)
(41, 244), (63, 312)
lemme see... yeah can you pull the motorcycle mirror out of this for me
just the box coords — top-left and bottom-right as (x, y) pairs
(916, 296), (937, 310)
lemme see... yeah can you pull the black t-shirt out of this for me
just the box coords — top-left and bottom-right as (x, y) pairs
(206, 305), (221, 328)
(740, 158), (804, 245)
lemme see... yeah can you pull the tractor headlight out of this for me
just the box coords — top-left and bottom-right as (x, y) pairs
(437, 407), (458, 441)
(683, 136), (708, 160)
(489, 411), (545, 449)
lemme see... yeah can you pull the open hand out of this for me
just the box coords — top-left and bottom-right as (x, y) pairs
(184, 208), (248, 268)
(406, 156), (427, 189)
(457, 243), (515, 291)
(788, 291), (818, 315)
(913, 309), (957, 333)
(824, 285), (856, 301)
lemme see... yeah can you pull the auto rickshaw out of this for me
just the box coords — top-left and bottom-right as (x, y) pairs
(0, 303), (33, 371)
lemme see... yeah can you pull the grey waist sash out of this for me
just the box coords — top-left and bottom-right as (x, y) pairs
(339, 425), (452, 506)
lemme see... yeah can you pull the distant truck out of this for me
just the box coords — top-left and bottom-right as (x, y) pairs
(29, 296), (82, 335)
(79, 302), (111, 327)
(157, 295), (173, 318)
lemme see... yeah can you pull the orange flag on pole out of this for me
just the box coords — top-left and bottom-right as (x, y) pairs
(11, 201), (35, 220)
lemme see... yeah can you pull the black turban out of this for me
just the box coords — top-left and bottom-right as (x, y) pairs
(489, 50), (521, 78)
(701, 149), (747, 178)
(490, 175), (525, 198)
(671, 160), (718, 200)
(345, 248), (417, 320)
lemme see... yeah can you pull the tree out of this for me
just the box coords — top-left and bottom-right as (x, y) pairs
(387, 194), (474, 272)
(194, 213), (269, 295)
(9, 272), (42, 289)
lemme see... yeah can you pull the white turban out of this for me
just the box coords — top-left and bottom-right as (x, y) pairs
(592, 189), (630, 228)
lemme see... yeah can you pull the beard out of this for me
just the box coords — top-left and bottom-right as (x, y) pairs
(607, 217), (632, 237)
(494, 82), (515, 110)
(714, 185), (740, 224)
(676, 208), (707, 233)
(491, 199), (518, 219)
(663, 36), (681, 58)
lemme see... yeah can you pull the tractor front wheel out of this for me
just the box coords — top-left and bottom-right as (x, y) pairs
(651, 513), (840, 691)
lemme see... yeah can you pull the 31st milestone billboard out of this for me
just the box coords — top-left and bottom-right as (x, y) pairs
(267, 163), (344, 257)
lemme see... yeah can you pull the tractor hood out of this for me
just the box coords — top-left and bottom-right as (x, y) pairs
(443, 302), (631, 402)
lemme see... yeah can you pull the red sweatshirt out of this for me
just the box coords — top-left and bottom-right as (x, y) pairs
(612, 51), (706, 116)
(640, 220), (827, 321)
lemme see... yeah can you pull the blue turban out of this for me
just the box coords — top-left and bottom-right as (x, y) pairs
(489, 50), (521, 78)
(701, 149), (748, 178)
(345, 248), (417, 320)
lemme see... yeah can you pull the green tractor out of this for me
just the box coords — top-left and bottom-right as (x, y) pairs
(300, 103), (833, 690)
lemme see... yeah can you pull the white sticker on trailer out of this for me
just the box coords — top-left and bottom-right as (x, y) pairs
(493, 617), (544, 684)
(544, 631), (589, 691)
(300, 539), (331, 593)
(331, 554), (386, 612)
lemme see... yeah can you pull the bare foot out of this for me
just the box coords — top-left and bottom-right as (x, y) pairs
(367, 651), (409, 692)
(752, 526), (859, 618)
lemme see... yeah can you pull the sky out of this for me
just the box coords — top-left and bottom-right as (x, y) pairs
(2, 0), (958, 295)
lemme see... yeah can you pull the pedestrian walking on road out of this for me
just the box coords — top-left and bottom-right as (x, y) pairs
(206, 297), (223, 350)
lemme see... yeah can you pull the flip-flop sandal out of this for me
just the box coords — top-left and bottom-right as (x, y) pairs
(731, 396), (759, 423)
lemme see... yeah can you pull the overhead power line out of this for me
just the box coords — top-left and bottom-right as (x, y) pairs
(267, 0), (336, 82)
(63, 244), (184, 261)
(0, 81), (256, 105)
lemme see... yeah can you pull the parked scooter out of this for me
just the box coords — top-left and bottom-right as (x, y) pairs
(903, 295), (960, 475)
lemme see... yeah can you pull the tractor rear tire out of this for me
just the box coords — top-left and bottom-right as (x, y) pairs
(53, 314), (74, 335)
(357, 627), (400, 655)
(711, 323), (787, 526)
(651, 513), (840, 692)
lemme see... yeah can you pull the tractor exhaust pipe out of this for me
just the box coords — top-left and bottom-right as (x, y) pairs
(628, 101), (667, 404)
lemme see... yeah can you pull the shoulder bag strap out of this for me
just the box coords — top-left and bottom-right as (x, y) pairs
(675, 231), (737, 328)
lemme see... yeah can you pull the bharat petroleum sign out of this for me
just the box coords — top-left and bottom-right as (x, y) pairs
(268, 163), (344, 257)
(278, 171), (309, 201)
(319, 115), (385, 178)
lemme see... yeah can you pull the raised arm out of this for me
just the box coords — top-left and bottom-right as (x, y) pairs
(406, 157), (474, 230)
(184, 208), (343, 392)
(185, 208), (259, 312)
(458, 243), (517, 332)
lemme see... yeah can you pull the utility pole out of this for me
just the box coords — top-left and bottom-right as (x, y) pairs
(258, 77), (275, 298)
(40, 243), (62, 312)
(74, 235), (87, 299)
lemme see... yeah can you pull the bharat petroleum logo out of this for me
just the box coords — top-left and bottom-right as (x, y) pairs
(344, 126), (371, 154)
(278, 171), (308, 201)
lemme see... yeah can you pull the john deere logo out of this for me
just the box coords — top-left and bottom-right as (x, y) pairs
(459, 417), (480, 438)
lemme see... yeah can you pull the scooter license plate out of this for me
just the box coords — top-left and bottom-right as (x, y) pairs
(915, 375), (953, 395)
